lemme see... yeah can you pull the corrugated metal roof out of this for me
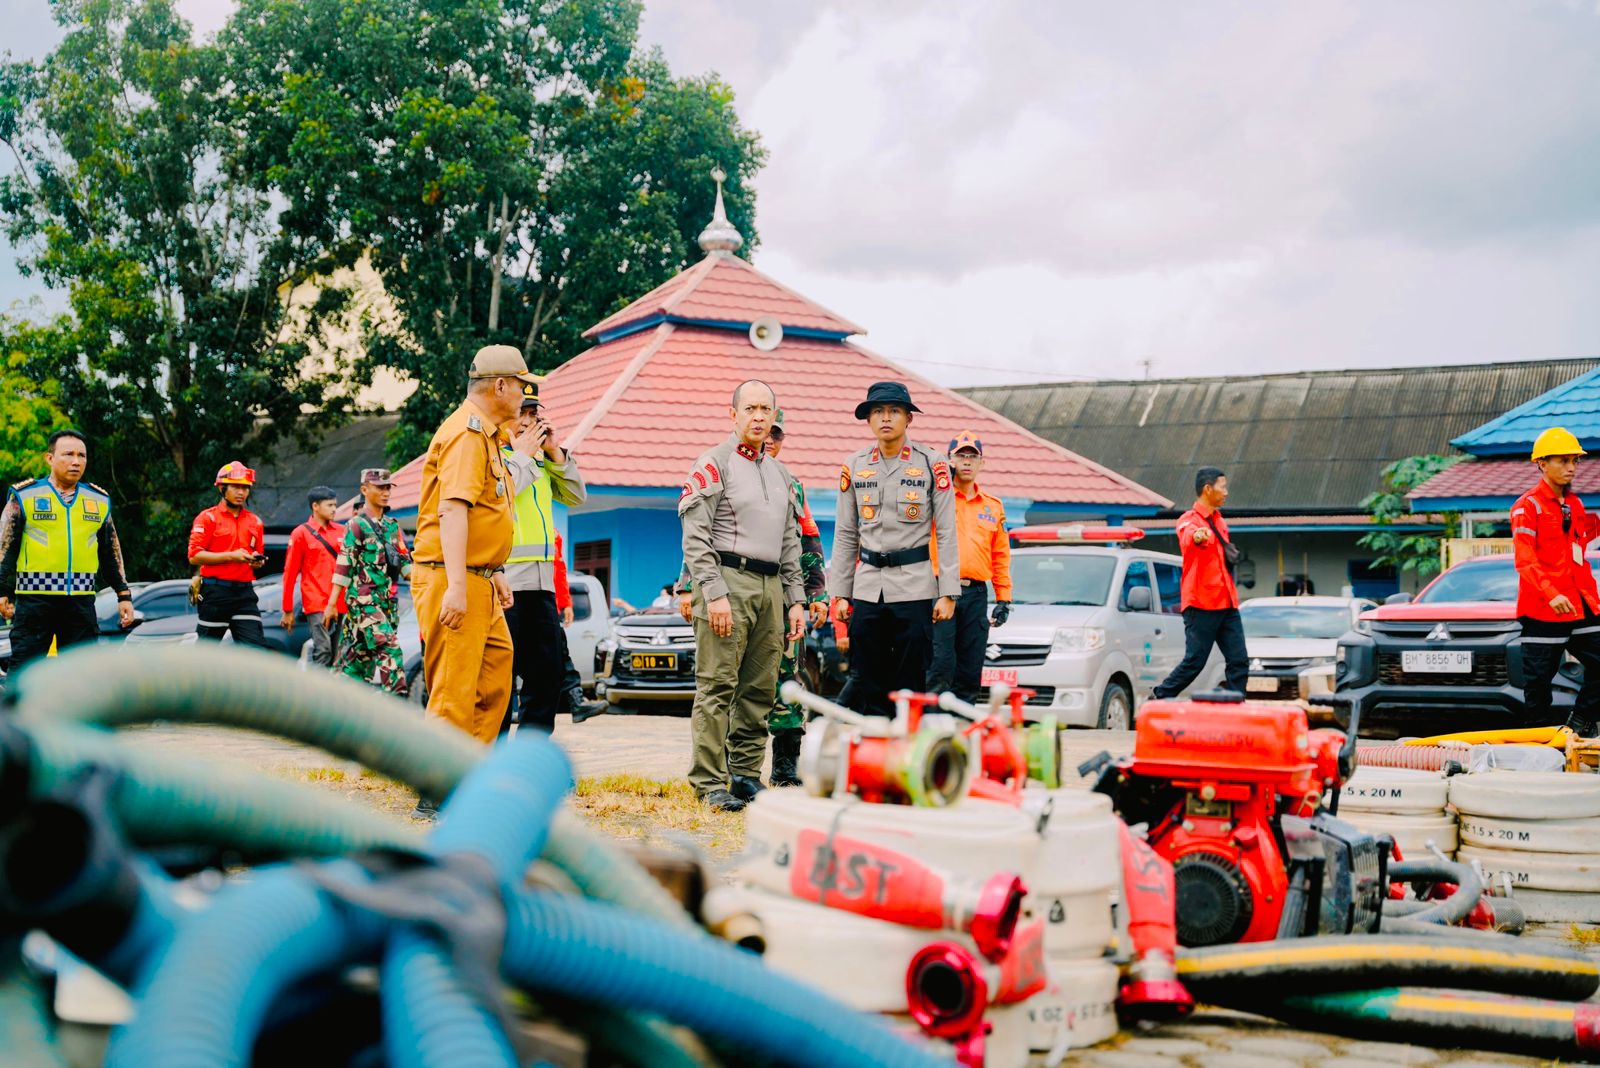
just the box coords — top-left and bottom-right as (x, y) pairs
(1450, 366), (1600, 456)
(961, 360), (1600, 512)
(253, 415), (400, 529)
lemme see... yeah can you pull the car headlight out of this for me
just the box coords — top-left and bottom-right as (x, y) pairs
(1051, 627), (1105, 654)
(1336, 645), (1347, 665)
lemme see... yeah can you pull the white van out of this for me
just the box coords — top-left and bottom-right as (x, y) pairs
(982, 526), (1222, 730)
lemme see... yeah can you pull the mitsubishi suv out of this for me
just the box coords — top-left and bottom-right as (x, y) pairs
(1335, 553), (1598, 736)
(980, 526), (1223, 730)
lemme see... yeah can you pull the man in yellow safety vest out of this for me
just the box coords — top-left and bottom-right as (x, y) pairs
(0, 429), (135, 669)
(499, 381), (593, 732)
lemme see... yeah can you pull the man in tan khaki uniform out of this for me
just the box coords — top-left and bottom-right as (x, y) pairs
(411, 346), (544, 773)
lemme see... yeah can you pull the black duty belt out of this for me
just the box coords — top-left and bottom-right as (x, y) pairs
(718, 551), (780, 577)
(861, 545), (931, 569)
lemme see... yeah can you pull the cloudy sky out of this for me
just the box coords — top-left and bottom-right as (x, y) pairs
(6, 0), (1600, 386)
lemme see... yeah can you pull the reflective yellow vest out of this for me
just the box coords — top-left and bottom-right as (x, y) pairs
(12, 480), (110, 595)
(505, 448), (556, 564)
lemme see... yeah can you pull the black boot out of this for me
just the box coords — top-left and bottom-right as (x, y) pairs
(567, 687), (609, 723)
(701, 788), (746, 813)
(769, 729), (804, 787)
(1567, 713), (1597, 739)
(730, 775), (765, 803)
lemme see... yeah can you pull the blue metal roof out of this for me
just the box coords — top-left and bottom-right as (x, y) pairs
(1450, 365), (1600, 457)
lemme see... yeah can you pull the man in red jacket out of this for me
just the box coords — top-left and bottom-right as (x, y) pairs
(1152, 466), (1248, 699)
(281, 485), (345, 666)
(1514, 427), (1600, 734)
(188, 461), (270, 648)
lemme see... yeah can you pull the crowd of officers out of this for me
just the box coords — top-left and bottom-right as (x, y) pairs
(3, 356), (1592, 819)
(676, 379), (1017, 812)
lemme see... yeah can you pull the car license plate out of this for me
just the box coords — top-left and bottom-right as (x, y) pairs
(1245, 676), (1279, 693)
(630, 652), (678, 671)
(1402, 650), (1472, 673)
(981, 667), (1018, 687)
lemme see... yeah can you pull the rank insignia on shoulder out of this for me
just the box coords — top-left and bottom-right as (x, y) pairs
(840, 464), (851, 493)
(467, 415), (482, 432)
(933, 461), (951, 492)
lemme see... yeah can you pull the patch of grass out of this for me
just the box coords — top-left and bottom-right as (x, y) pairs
(281, 765), (421, 819)
(1568, 924), (1600, 947)
(571, 774), (745, 859)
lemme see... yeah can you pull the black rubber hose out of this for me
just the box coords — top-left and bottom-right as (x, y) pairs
(1176, 934), (1599, 1002)
(1383, 858), (1482, 928)
(1245, 987), (1600, 1063)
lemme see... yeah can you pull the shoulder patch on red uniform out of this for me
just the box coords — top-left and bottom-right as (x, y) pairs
(933, 461), (951, 492)
(840, 464), (851, 493)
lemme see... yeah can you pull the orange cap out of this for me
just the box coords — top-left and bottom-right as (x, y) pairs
(948, 431), (984, 456)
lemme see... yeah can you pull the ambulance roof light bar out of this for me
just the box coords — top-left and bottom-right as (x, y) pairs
(1010, 524), (1146, 546)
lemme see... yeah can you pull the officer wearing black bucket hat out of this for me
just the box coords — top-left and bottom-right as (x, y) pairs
(828, 381), (960, 715)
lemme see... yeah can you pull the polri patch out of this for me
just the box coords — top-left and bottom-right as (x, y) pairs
(933, 461), (951, 492)
(840, 464), (851, 493)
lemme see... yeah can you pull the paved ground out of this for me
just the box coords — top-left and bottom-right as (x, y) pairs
(126, 712), (1600, 1067)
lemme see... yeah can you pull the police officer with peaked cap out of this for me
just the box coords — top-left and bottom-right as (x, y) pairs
(829, 381), (959, 715)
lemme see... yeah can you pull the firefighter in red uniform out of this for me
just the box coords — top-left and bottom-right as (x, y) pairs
(1513, 427), (1600, 735)
(188, 461), (270, 648)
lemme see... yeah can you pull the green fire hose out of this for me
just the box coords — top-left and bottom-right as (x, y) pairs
(9, 644), (685, 926)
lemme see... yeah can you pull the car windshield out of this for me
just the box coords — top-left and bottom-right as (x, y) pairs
(1010, 554), (1117, 606)
(1241, 603), (1350, 639)
(1414, 558), (1600, 603)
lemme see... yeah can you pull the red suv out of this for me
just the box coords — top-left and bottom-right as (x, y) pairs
(1333, 553), (1599, 736)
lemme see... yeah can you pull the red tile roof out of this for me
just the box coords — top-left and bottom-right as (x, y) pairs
(1409, 458), (1600, 504)
(380, 253), (1168, 512)
(584, 252), (865, 339)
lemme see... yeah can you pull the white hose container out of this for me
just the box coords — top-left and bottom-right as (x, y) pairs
(739, 791), (1040, 900)
(1339, 767), (1450, 814)
(1503, 887), (1600, 924)
(1342, 810), (1458, 856)
(1450, 771), (1600, 820)
(1457, 844), (1600, 894)
(885, 1004), (1032, 1068)
(1018, 789), (1120, 961)
(1458, 813), (1600, 854)
(713, 885), (959, 1012)
(1025, 956), (1120, 1060)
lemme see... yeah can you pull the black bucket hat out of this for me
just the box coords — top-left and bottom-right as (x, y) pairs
(854, 381), (922, 420)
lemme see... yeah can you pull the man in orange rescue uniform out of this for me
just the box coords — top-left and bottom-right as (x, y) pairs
(1151, 466), (1248, 698)
(927, 431), (1011, 702)
(1513, 427), (1600, 735)
(411, 345), (546, 764)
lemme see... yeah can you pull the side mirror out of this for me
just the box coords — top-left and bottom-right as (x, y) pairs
(1125, 586), (1153, 613)
(1383, 592), (1413, 605)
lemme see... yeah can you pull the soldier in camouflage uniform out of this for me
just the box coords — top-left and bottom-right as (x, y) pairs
(763, 415), (829, 785)
(323, 468), (412, 696)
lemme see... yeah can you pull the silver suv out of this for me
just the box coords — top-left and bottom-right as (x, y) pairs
(981, 526), (1222, 729)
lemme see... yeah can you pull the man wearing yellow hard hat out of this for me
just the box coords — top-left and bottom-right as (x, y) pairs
(1513, 427), (1600, 735)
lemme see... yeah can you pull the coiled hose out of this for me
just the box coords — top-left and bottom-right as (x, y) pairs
(1356, 745), (1464, 772)
(102, 729), (946, 1068)
(1265, 988), (1600, 1062)
(1177, 934), (1599, 1001)
(9, 644), (682, 926)
(1379, 857), (1482, 934)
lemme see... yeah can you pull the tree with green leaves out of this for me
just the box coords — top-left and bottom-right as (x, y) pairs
(0, 0), (368, 576)
(223, 0), (766, 462)
(1358, 454), (1478, 580)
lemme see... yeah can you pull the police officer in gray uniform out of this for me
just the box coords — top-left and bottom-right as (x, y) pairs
(680, 380), (807, 812)
(829, 381), (960, 716)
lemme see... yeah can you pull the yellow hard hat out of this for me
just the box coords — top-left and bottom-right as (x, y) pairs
(1532, 427), (1586, 461)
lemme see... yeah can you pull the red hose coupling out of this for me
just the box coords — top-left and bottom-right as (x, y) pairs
(1118, 950), (1194, 1021)
(906, 941), (989, 1040)
(961, 873), (1026, 963)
